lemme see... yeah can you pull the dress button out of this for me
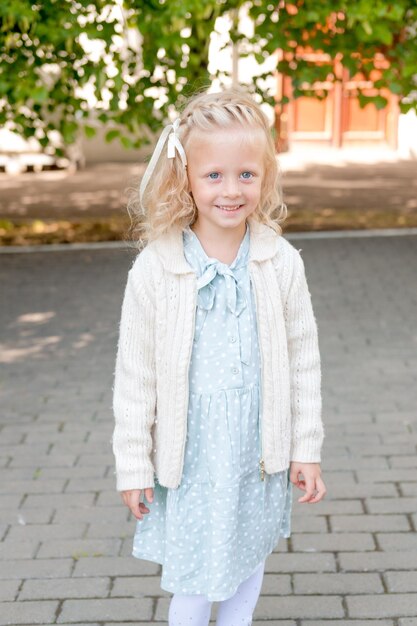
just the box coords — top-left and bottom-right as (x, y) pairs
(231, 367), (239, 375)
(229, 336), (237, 343)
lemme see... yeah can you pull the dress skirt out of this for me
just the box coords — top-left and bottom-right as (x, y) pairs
(132, 224), (293, 602)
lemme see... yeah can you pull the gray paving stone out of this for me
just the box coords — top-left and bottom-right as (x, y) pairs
(366, 497), (417, 514)
(0, 578), (21, 601)
(292, 499), (364, 515)
(0, 558), (72, 579)
(0, 539), (39, 559)
(303, 622), (393, 626)
(72, 555), (160, 577)
(22, 493), (95, 509)
(291, 532), (375, 552)
(346, 593), (417, 618)
(0, 600), (58, 625)
(291, 516), (327, 532)
(376, 532), (417, 551)
(294, 572), (384, 595)
(0, 524), (7, 541)
(76, 453), (114, 467)
(252, 623), (296, 626)
(1, 468), (44, 480)
(0, 507), (53, 524)
(37, 537), (121, 558)
(111, 575), (170, 597)
(384, 571), (417, 592)
(340, 551), (417, 572)
(354, 445), (417, 456)
(96, 490), (125, 506)
(52, 505), (128, 524)
(40, 466), (107, 480)
(330, 514), (410, 532)
(85, 521), (133, 538)
(389, 456), (417, 468)
(19, 576), (110, 600)
(400, 483), (417, 496)
(7, 523), (87, 542)
(0, 479), (67, 495)
(0, 494), (23, 509)
(254, 595), (345, 619)
(356, 469), (417, 483)
(257, 574), (293, 595)
(9, 453), (77, 468)
(266, 553), (336, 573)
(319, 456), (389, 470)
(399, 620), (417, 626)
(57, 598), (153, 622)
(64, 478), (114, 492)
(323, 483), (397, 498)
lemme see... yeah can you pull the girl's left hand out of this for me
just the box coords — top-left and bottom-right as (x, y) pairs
(289, 462), (327, 503)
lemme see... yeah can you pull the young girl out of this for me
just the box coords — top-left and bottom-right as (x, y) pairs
(112, 88), (326, 625)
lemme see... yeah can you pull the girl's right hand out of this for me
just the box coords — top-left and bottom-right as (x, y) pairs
(121, 488), (154, 520)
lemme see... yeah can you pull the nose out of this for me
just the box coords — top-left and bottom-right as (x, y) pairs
(223, 177), (240, 198)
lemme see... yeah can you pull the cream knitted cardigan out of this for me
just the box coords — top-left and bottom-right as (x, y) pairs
(112, 217), (324, 491)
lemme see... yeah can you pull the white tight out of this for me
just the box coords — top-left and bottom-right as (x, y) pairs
(168, 560), (265, 626)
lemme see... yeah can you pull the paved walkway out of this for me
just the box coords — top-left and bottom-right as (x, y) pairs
(1, 231), (417, 625)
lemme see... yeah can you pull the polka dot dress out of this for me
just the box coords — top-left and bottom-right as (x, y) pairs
(132, 223), (293, 602)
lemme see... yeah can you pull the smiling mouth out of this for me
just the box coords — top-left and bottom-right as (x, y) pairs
(216, 205), (243, 212)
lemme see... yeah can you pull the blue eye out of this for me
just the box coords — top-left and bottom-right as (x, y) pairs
(208, 172), (220, 180)
(241, 171), (253, 179)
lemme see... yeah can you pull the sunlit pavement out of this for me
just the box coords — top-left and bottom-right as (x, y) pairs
(1, 231), (417, 624)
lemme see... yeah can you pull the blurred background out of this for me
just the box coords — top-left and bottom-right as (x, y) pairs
(1, 1), (416, 245)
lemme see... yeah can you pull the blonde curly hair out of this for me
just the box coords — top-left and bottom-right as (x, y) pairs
(127, 87), (287, 249)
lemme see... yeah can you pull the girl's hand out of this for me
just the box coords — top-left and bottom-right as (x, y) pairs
(289, 462), (327, 504)
(121, 488), (154, 520)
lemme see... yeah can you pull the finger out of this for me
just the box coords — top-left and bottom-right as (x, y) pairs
(289, 467), (302, 485)
(144, 488), (154, 503)
(127, 490), (144, 520)
(307, 478), (327, 503)
(298, 476), (316, 503)
(130, 502), (144, 519)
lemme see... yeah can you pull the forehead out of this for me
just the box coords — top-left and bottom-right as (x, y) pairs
(186, 125), (266, 156)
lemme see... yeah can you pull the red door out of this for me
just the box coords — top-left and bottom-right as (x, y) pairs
(275, 51), (399, 152)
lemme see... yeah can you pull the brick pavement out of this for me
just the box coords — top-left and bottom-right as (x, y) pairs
(0, 232), (416, 625)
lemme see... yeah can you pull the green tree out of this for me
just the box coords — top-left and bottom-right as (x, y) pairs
(0, 0), (416, 153)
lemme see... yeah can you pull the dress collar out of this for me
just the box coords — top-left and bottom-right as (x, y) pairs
(182, 222), (250, 276)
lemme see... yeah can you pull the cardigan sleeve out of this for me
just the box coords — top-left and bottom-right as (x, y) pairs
(112, 256), (157, 491)
(284, 249), (325, 463)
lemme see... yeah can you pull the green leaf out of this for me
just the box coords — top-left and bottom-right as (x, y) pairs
(105, 129), (120, 143)
(374, 95), (388, 110)
(84, 125), (97, 138)
(32, 87), (49, 104)
(120, 135), (134, 149)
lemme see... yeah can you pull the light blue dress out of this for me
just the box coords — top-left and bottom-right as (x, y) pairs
(132, 223), (293, 602)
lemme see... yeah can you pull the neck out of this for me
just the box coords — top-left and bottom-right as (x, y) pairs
(190, 222), (247, 265)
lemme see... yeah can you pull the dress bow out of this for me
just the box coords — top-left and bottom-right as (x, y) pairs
(196, 261), (247, 317)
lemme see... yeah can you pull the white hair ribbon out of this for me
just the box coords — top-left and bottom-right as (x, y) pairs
(139, 118), (187, 213)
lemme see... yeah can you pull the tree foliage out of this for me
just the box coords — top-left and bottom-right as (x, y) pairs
(0, 0), (416, 152)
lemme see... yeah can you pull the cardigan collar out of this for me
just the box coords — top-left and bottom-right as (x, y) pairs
(148, 216), (280, 275)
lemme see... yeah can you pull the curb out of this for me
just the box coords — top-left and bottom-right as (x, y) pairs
(1, 227), (417, 254)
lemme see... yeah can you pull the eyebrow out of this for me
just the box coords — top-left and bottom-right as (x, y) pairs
(203, 164), (262, 171)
